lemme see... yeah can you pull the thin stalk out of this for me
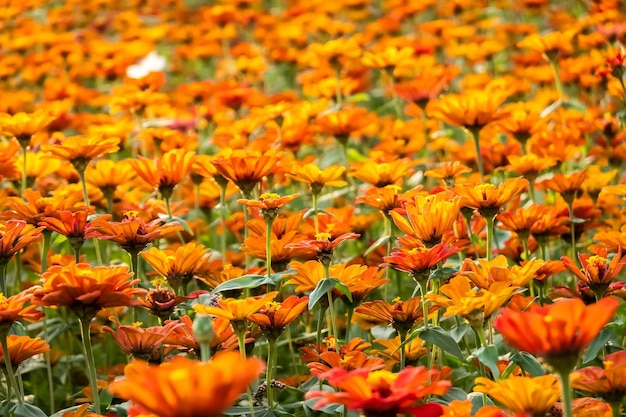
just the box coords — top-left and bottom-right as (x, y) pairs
(345, 307), (354, 344)
(235, 326), (256, 417)
(20, 145), (27, 199)
(219, 185), (228, 267)
(334, 65), (342, 107)
(466, 128), (485, 181)
(475, 325), (488, 348)
(385, 69), (403, 119)
(420, 283), (429, 330)
(315, 305), (324, 347)
(42, 311), (55, 414)
(74, 247), (81, 264)
(285, 326), (301, 386)
(548, 58), (564, 101)
(567, 200), (577, 263)
(0, 266), (6, 297)
(200, 342), (211, 362)
(41, 230), (52, 275)
(486, 216), (495, 262)
(1, 335), (22, 404)
(558, 371), (573, 417)
(399, 330), (406, 370)
(528, 180), (536, 202)
(130, 251), (140, 322)
(78, 317), (101, 415)
(165, 197), (173, 219)
(610, 402), (621, 417)
(322, 263), (339, 344)
(312, 193), (320, 236)
(266, 339), (277, 410)
(78, 170), (90, 209)
(265, 219), (274, 280)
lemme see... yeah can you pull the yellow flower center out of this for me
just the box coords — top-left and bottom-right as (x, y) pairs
(132, 321), (143, 328)
(260, 193), (281, 201)
(544, 315), (553, 323)
(408, 247), (427, 255)
(151, 278), (167, 288)
(124, 210), (139, 219)
(392, 296), (402, 304)
(265, 301), (282, 312)
(475, 184), (496, 200)
(223, 263), (233, 271)
(367, 370), (398, 386)
(315, 232), (332, 241)
(587, 255), (607, 268)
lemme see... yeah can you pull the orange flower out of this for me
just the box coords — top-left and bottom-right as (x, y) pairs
(211, 149), (282, 196)
(571, 350), (626, 403)
(427, 90), (509, 130)
(85, 160), (136, 202)
(497, 204), (549, 239)
(248, 296), (308, 340)
(194, 292), (278, 323)
(0, 289), (44, 333)
(381, 243), (463, 282)
(494, 297), (620, 373)
(306, 366), (450, 417)
(287, 163), (347, 195)
(0, 110), (53, 148)
(562, 247), (626, 299)
(536, 171), (587, 204)
(307, 350), (386, 376)
(459, 256), (543, 289)
(517, 31), (576, 58)
(41, 134), (119, 172)
(0, 220), (42, 268)
(103, 319), (183, 363)
(130, 149), (194, 200)
(141, 243), (211, 291)
(32, 263), (144, 320)
(288, 232), (359, 265)
(453, 178), (528, 217)
(316, 108), (374, 145)
(424, 162), (472, 187)
(393, 68), (458, 110)
(39, 210), (93, 253)
(356, 296), (436, 336)
(390, 193), (461, 246)
(474, 375), (561, 416)
(356, 185), (403, 216)
(137, 283), (204, 322)
(237, 192), (299, 223)
(0, 335), (49, 370)
(350, 159), (414, 188)
(89, 211), (183, 255)
(6, 189), (83, 226)
(108, 352), (264, 417)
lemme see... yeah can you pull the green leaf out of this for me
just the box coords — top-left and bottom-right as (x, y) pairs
(475, 345), (500, 379)
(12, 403), (48, 417)
(420, 326), (465, 360)
(308, 278), (337, 310)
(561, 99), (587, 113)
(510, 352), (544, 376)
(470, 393), (494, 414)
(443, 387), (470, 402)
(346, 92), (371, 103)
(212, 274), (275, 293)
(429, 266), (458, 281)
(450, 323), (470, 343)
(500, 360), (518, 379)
(333, 279), (352, 303)
(157, 214), (193, 235)
(100, 387), (114, 410)
(583, 327), (615, 364)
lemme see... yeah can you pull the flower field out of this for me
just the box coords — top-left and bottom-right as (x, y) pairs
(0, 0), (625, 416)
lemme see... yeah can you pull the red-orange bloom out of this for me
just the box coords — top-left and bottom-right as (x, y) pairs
(103, 319), (184, 363)
(211, 150), (283, 196)
(562, 247), (626, 299)
(108, 352), (264, 417)
(89, 211), (183, 254)
(130, 149), (194, 200)
(0, 335), (49, 370)
(571, 350), (626, 402)
(248, 295), (308, 340)
(0, 289), (44, 333)
(306, 366), (450, 417)
(494, 297), (620, 373)
(0, 220), (42, 267)
(381, 243), (463, 282)
(32, 263), (145, 320)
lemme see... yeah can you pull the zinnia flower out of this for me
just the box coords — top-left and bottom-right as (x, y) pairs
(494, 297), (620, 374)
(305, 366), (450, 417)
(108, 352), (264, 417)
(571, 350), (626, 403)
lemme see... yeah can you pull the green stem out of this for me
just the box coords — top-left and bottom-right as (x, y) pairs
(266, 339), (277, 410)
(420, 283), (429, 330)
(165, 197), (173, 219)
(1, 335), (22, 404)
(41, 230), (52, 275)
(558, 371), (573, 417)
(316, 305), (324, 347)
(528, 181), (536, 202)
(130, 251), (140, 322)
(399, 330), (406, 370)
(334, 65), (342, 107)
(345, 307), (353, 344)
(567, 200), (577, 263)
(42, 312), (55, 414)
(312, 193), (319, 236)
(486, 216), (495, 262)
(200, 342), (211, 362)
(0, 266), (6, 297)
(475, 325), (488, 348)
(385, 69), (403, 119)
(322, 263), (339, 344)
(548, 58), (564, 101)
(235, 325), (255, 417)
(78, 317), (101, 415)
(467, 128), (485, 181)
(610, 402), (621, 417)
(74, 247), (81, 264)
(21, 145), (27, 199)
(219, 185), (228, 267)
(265, 219), (274, 280)
(78, 170), (90, 209)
